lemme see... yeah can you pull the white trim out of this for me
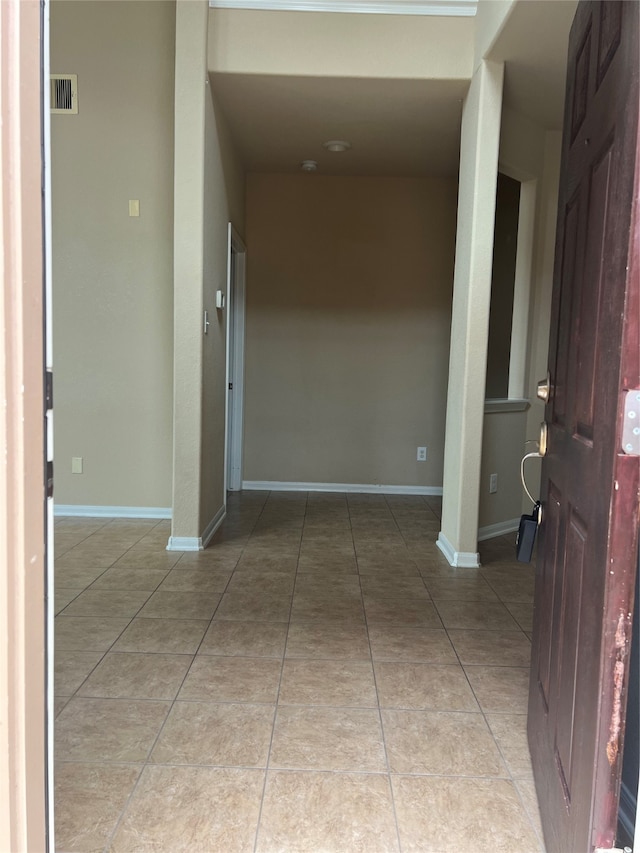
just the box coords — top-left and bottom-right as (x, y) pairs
(166, 505), (227, 552)
(43, 0), (55, 846)
(202, 505), (227, 549)
(241, 480), (443, 495)
(436, 531), (480, 568)
(166, 536), (200, 552)
(209, 0), (477, 15)
(54, 504), (172, 519)
(225, 224), (247, 494)
(484, 398), (530, 414)
(478, 517), (520, 542)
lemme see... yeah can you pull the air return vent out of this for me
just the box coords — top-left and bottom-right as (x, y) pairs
(50, 75), (78, 114)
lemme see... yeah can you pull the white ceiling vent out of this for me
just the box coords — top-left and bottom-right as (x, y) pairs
(50, 75), (78, 114)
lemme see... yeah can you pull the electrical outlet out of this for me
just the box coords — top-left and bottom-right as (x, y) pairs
(72, 456), (83, 474)
(489, 472), (498, 494)
(417, 446), (427, 462)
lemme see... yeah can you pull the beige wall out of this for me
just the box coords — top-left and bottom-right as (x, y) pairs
(209, 8), (473, 80)
(439, 59), (504, 562)
(244, 173), (456, 488)
(466, 1), (564, 539)
(171, 0), (207, 541)
(480, 110), (561, 527)
(474, 0), (514, 69)
(478, 409), (528, 529)
(476, 111), (562, 530)
(500, 106), (545, 178)
(51, 0), (175, 509)
(479, 110), (559, 529)
(200, 83), (245, 530)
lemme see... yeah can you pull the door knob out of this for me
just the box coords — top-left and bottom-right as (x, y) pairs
(537, 374), (552, 402)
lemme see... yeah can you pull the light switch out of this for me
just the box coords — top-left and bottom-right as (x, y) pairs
(71, 456), (83, 474)
(128, 199), (140, 217)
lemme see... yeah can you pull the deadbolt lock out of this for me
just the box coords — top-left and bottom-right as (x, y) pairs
(537, 374), (552, 403)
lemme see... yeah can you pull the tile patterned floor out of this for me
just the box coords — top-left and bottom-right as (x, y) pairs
(54, 492), (545, 853)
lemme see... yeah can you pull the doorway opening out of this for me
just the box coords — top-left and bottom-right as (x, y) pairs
(225, 223), (246, 494)
(486, 172), (520, 399)
(485, 169), (537, 404)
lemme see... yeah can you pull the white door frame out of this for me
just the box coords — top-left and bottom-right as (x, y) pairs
(224, 223), (246, 493)
(0, 0), (48, 848)
(43, 0), (55, 845)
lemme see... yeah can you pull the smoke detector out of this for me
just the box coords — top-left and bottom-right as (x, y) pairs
(301, 160), (318, 172)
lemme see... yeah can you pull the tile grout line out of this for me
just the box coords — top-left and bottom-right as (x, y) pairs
(54, 519), (175, 853)
(439, 572), (545, 851)
(383, 493), (538, 850)
(96, 580), (201, 850)
(55, 499), (544, 852)
(55, 520), (182, 717)
(97, 510), (259, 852)
(249, 489), (307, 853)
(361, 494), (404, 853)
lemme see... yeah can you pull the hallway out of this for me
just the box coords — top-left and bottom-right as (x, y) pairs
(54, 492), (545, 852)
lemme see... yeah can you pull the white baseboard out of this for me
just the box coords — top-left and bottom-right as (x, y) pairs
(201, 506), (227, 549)
(478, 517), (520, 542)
(241, 480), (443, 496)
(436, 531), (480, 568)
(166, 505), (226, 552)
(54, 504), (171, 519)
(166, 536), (200, 552)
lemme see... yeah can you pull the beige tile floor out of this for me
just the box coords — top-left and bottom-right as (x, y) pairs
(54, 491), (546, 853)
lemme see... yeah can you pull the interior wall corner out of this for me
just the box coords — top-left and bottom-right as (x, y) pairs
(170, 0), (209, 542)
(439, 57), (505, 559)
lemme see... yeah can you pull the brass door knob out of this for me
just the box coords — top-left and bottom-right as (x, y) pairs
(537, 374), (552, 402)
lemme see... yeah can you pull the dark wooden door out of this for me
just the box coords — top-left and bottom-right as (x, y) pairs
(528, 2), (640, 851)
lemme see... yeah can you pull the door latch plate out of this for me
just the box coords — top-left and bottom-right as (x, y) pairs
(621, 389), (640, 455)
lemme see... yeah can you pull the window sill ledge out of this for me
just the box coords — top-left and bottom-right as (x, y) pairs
(484, 398), (530, 414)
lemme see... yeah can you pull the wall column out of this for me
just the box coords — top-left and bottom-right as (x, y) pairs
(169, 0), (208, 549)
(437, 59), (504, 567)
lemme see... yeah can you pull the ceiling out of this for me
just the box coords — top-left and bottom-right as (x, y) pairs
(212, 74), (467, 176)
(211, 1), (577, 177)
